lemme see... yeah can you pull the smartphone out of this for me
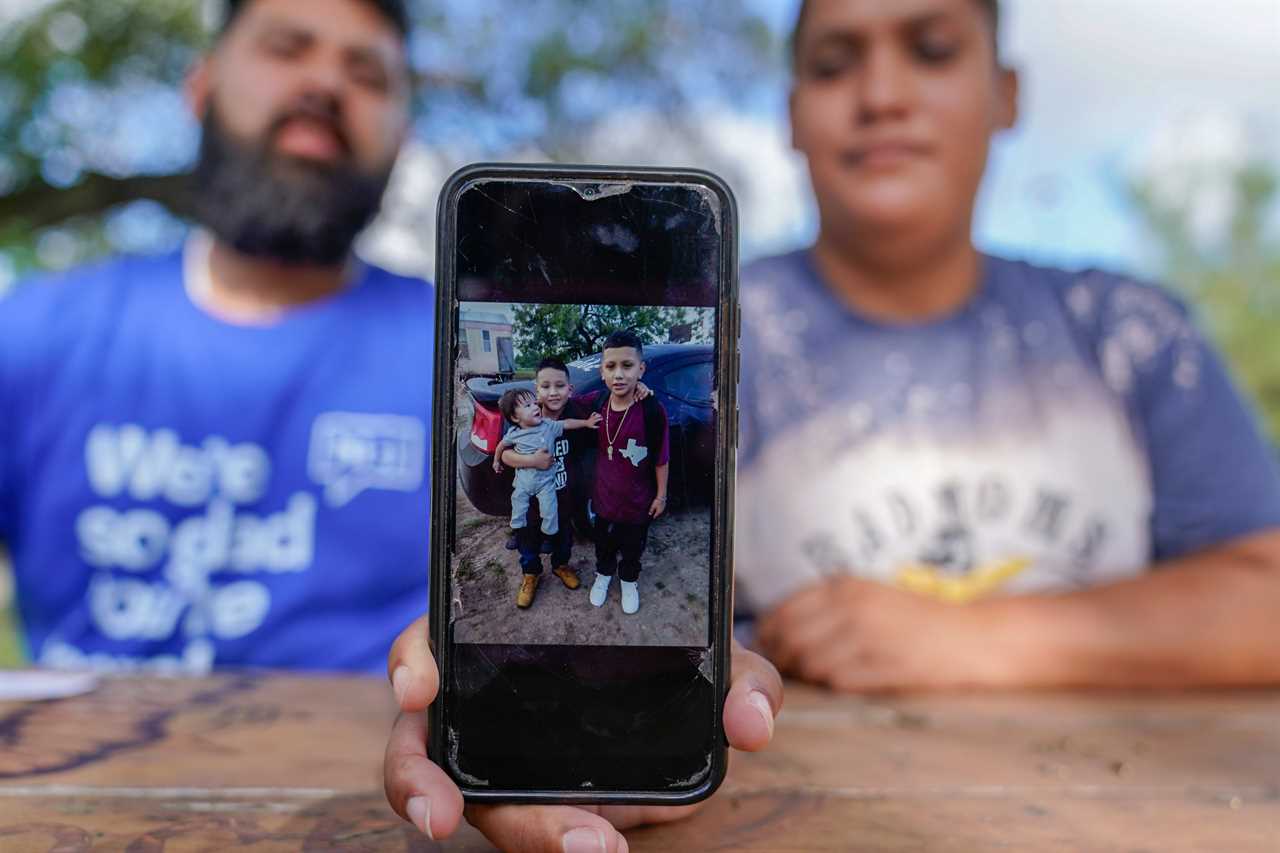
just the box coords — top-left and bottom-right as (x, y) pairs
(428, 164), (739, 804)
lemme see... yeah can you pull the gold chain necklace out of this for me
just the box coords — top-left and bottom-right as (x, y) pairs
(604, 399), (634, 460)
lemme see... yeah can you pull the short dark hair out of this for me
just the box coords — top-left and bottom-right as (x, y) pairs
(221, 0), (411, 39)
(498, 387), (537, 424)
(791, 0), (1000, 64)
(535, 357), (571, 382)
(601, 330), (644, 359)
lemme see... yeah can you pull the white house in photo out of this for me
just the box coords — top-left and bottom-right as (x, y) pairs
(459, 305), (515, 377)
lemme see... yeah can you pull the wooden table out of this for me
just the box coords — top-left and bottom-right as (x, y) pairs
(0, 673), (1276, 851)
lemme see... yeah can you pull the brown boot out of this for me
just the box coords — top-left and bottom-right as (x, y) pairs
(516, 574), (539, 608)
(552, 565), (580, 589)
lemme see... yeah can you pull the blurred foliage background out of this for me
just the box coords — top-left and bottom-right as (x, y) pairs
(0, 0), (777, 276)
(1130, 164), (1280, 441)
(0, 0), (1276, 667)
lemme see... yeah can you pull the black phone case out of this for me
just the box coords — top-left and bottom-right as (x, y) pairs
(428, 163), (740, 805)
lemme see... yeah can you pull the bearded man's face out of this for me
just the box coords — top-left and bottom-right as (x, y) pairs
(187, 0), (411, 265)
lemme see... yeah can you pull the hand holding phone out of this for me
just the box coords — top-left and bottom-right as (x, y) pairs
(431, 165), (740, 803)
(383, 615), (782, 846)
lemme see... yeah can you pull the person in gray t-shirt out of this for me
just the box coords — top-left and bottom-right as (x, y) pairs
(743, 0), (1280, 694)
(494, 388), (600, 535)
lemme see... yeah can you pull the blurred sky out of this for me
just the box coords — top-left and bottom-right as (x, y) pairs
(976, 0), (1280, 271)
(2, 0), (1278, 287)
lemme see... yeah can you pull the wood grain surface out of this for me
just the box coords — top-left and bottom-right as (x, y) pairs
(0, 673), (1276, 851)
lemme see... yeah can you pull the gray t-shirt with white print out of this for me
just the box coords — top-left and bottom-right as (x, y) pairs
(735, 250), (1280, 612)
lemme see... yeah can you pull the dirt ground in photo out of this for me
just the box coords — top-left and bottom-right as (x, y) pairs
(450, 490), (710, 646)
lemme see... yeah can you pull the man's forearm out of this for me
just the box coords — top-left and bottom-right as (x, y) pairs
(974, 530), (1280, 688)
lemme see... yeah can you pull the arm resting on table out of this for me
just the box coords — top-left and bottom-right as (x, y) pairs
(981, 529), (1280, 688)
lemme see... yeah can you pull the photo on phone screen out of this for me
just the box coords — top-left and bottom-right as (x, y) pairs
(453, 300), (715, 646)
(430, 167), (737, 802)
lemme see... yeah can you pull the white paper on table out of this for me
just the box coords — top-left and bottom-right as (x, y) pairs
(0, 670), (99, 701)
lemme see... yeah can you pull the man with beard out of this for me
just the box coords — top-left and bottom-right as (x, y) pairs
(0, 0), (426, 674)
(1, 1), (784, 848)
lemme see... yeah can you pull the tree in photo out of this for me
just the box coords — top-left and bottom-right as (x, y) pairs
(511, 303), (703, 367)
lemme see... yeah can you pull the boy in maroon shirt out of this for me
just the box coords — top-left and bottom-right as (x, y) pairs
(588, 330), (671, 615)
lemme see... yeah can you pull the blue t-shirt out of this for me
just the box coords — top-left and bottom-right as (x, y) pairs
(735, 250), (1280, 611)
(0, 243), (433, 673)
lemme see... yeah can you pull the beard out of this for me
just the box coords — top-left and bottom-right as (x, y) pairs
(191, 102), (393, 266)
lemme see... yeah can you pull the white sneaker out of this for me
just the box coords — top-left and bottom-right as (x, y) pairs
(590, 573), (613, 607)
(620, 581), (640, 615)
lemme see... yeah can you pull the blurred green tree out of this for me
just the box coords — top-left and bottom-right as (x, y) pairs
(1130, 161), (1280, 446)
(0, 0), (206, 269)
(0, 0), (778, 280)
(511, 303), (698, 367)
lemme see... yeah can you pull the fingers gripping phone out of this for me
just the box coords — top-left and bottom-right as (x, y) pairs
(429, 164), (739, 804)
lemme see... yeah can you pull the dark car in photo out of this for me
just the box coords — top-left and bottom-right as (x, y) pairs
(457, 343), (716, 517)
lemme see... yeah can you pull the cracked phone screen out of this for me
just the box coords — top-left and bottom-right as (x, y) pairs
(440, 176), (729, 794)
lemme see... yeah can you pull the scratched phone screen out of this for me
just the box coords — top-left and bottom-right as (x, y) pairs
(440, 177), (729, 793)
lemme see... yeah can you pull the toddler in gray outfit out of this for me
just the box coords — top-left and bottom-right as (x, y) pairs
(494, 388), (600, 535)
